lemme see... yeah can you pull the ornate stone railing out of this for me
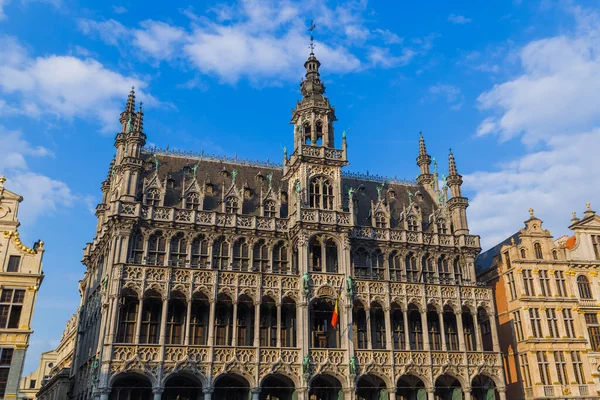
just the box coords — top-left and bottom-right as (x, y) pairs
(355, 350), (391, 366)
(299, 209), (351, 226)
(213, 347), (256, 363)
(353, 280), (492, 303)
(112, 345), (160, 362)
(393, 351), (428, 366)
(310, 349), (345, 365)
(351, 226), (480, 249)
(259, 348), (301, 364)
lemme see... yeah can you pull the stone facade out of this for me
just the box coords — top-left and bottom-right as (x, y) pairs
(477, 206), (600, 399)
(69, 51), (506, 400)
(19, 350), (57, 400)
(0, 177), (45, 399)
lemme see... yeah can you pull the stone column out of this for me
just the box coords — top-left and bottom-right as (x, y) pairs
(207, 299), (216, 346)
(488, 312), (500, 353)
(366, 306), (373, 350)
(456, 311), (465, 351)
(296, 387), (308, 400)
(254, 300), (261, 347)
(498, 388), (507, 400)
(203, 388), (214, 400)
(403, 309), (410, 351)
(387, 388), (395, 400)
(472, 311), (483, 352)
(153, 387), (163, 400)
(421, 310), (430, 351)
(463, 388), (471, 400)
(184, 298), (192, 345)
(426, 388), (435, 400)
(384, 306), (393, 351)
(159, 296), (169, 345)
(276, 302), (282, 347)
(252, 387), (261, 400)
(439, 311), (447, 351)
(232, 301), (239, 346)
(135, 296), (144, 343)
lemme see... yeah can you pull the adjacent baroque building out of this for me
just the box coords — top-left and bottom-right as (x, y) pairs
(70, 51), (506, 400)
(477, 205), (600, 399)
(0, 177), (45, 399)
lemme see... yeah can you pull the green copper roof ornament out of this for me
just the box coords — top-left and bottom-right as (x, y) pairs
(342, 129), (348, 140)
(295, 180), (301, 195)
(232, 169), (238, 183)
(126, 114), (133, 133)
(408, 190), (414, 206)
(266, 172), (273, 190)
(441, 173), (447, 188)
(376, 181), (387, 201)
(153, 154), (160, 171)
(192, 161), (199, 178)
(433, 157), (438, 175)
(283, 146), (287, 159)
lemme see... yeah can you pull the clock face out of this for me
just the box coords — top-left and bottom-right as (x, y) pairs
(0, 204), (10, 219)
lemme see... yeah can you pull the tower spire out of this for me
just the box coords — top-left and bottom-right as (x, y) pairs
(119, 86), (136, 132)
(448, 148), (458, 176)
(416, 133), (432, 179)
(134, 101), (144, 133)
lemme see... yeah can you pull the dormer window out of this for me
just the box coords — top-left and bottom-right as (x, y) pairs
(309, 177), (334, 210)
(375, 212), (386, 228)
(407, 216), (418, 232)
(264, 200), (276, 218)
(146, 188), (160, 207)
(225, 196), (238, 214)
(437, 219), (448, 234)
(186, 192), (201, 211)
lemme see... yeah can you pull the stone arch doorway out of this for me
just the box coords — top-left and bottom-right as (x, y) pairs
(309, 374), (342, 400)
(396, 375), (426, 400)
(356, 374), (387, 400)
(214, 373), (250, 400)
(260, 373), (296, 400)
(163, 374), (203, 400)
(110, 373), (152, 400)
(471, 375), (498, 400)
(434, 375), (462, 400)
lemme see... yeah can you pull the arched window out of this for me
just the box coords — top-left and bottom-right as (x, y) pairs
(353, 248), (370, 279)
(534, 242), (543, 259)
(272, 242), (288, 273)
(405, 253), (419, 283)
(253, 240), (269, 272)
(190, 293), (209, 345)
(422, 255), (434, 283)
(309, 177), (334, 210)
(140, 291), (162, 344)
(225, 196), (239, 214)
(578, 275), (593, 299)
(264, 200), (276, 217)
(437, 219), (448, 234)
(389, 251), (402, 281)
(116, 289), (138, 343)
(260, 296), (277, 347)
(146, 188), (160, 206)
(129, 230), (144, 264)
(438, 256), (451, 284)
(309, 236), (338, 273)
(374, 212), (387, 228)
(391, 303), (405, 350)
(303, 123), (312, 144)
(520, 248), (526, 258)
(453, 257), (462, 285)
(169, 233), (187, 267)
(166, 292), (186, 345)
(552, 249), (558, 260)
(186, 192), (201, 211)
(407, 216), (418, 232)
(373, 249), (385, 280)
(232, 238), (250, 271)
(147, 231), (166, 266)
(190, 235), (209, 268)
(212, 237), (229, 270)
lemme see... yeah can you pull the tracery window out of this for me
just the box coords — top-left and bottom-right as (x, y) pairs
(232, 238), (250, 271)
(309, 177), (334, 210)
(437, 256), (451, 284)
(534, 242), (543, 259)
(225, 196), (239, 214)
(437, 219), (448, 234)
(253, 240), (269, 272)
(146, 188), (161, 206)
(169, 233), (187, 266)
(422, 255), (435, 283)
(373, 249), (385, 280)
(212, 237), (230, 270)
(186, 192), (201, 211)
(407, 216), (418, 232)
(116, 290), (138, 343)
(375, 212), (386, 228)
(272, 242), (289, 273)
(147, 231), (166, 266)
(353, 248), (370, 279)
(139, 292), (162, 344)
(166, 293), (186, 345)
(190, 235), (209, 268)
(578, 275), (593, 299)
(129, 230), (144, 264)
(264, 200), (276, 218)
(453, 257), (462, 285)
(389, 251), (402, 281)
(405, 253), (419, 283)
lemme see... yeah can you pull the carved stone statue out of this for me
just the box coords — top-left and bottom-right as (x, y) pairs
(126, 114), (133, 133)
(302, 354), (311, 375)
(346, 276), (354, 297)
(232, 169), (238, 183)
(349, 356), (358, 376)
(295, 180), (301, 194)
(153, 154), (160, 171)
(302, 272), (310, 295)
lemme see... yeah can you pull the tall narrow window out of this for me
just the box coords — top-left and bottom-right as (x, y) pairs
(129, 230), (145, 264)
(263, 200), (276, 218)
(0, 289), (24, 329)
(539, 270), (551, 296)
(555, 271), (567, 297)
(309, 177), (334, 210)
(562, 309), (576, 338)
(373, 250), (385, 280)
(186, 192), (201, 211)
(552, 249), (558, 260)
(309, 178), (321, 208)
(323, 179), (334, 210)
(546, 308), (559, 338)
(212, 237), (230, 270)
(437, 219), (448, 234)
(534, 242), (543, 259)
(427, 310), (441, 350)
(190, 294), (209, 345)
(453, 257), (462, 285)
(147, 231), (166, 266)
(504, 252), (511, 269)
(165, 294), (186, 345)
(437, 256), (451, 284)
(6, 256), (20, 273)
(578, 275), (593, 299)
(0, 348), (14, 397)
(225, 196), (239, 214)
(405, 253), (419, 283)
(391, 306), (405, 350)
(389, 251), (402, 281)
(520, 248), (526, 258)
(513, 311), (524, 341)
(554, 351), (568, 385)
(522, 269), (535, 296)
(529, 308), (542, 338)
(169, 233), (188, 267)
(507, 272), (517, 300)
(232, 239), (250, 271)
(571, 351), (585, 384)
(520, 354), (531, 387)
(191, 235), (209, 268)
(260, 297), (277, 347)
(116, 290), (138, 343)
(146, 188), (160, 206)
(370, 303), (386, 349)
(585, 313), (600, 351)
(422, 255), (435, 283)
(139, 292), (162, 344)
(537, 352), (550, 385)
(253, 240), (269, 272)
(353, 248), (371, 279)
(272, 242), (288, 273)
(593, 235), (600, 260)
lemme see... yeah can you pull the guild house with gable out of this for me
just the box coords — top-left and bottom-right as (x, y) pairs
(68, 49), (506, 400)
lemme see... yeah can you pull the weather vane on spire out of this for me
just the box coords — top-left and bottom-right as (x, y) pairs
(309, 20), (316, 54)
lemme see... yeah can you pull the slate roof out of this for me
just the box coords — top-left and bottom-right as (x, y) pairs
(475, 232), (521, 274)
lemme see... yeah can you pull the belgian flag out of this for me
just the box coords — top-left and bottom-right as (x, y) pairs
(331, 295), (339, 329)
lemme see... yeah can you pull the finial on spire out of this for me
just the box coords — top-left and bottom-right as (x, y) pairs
(0, 175), (5, 188)
(529, 208), (534, 218)
(134, 101), (144, 133)
(419, 133), (428, 156)
(125, 86), (136, 114)
(308, 20), (316, 55)
(448, 149), (458, 176)
(587, 202), (591, 211)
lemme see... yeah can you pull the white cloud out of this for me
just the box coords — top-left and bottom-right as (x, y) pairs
(0, 0), (9, 20)
(448, 14), (472, 24)
(468, 6), (600, 250)
(368, 46), (415, 68)
(133, 20), (186, 61)
(0, 126), (83, 225)
(0, 35), (157, 132)
(429, 84), (460, 103)
(77, 19), (129, 46)
(113, 5), (127, 14)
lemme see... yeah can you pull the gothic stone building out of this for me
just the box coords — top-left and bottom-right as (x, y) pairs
(70, 52), (506, 400)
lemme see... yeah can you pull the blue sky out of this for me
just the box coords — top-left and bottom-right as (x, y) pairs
(1, 0), (600, 373)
